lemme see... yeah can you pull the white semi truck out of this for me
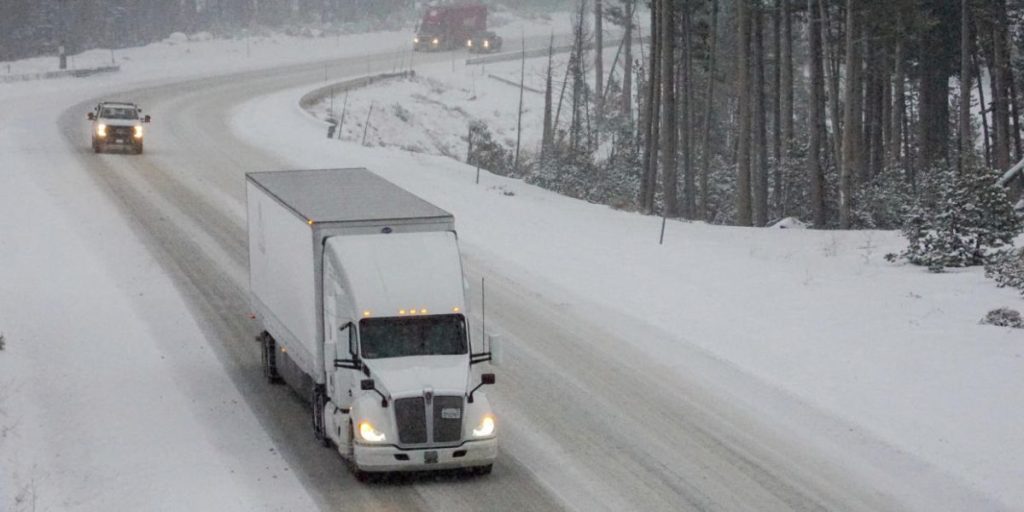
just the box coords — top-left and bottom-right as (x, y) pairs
(246, 168), (499, 478)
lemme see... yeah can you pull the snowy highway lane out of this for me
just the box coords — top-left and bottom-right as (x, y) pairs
(27, 43), (1007, 512)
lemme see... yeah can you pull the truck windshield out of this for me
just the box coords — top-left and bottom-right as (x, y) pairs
(100, 107), (138, 120)
(359, 314), (467, 359)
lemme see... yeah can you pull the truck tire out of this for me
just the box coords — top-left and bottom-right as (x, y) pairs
(93, 142), (102, 154)
(259, 331), (283, 384)
(346, 422), (373, 482)
(312, 385), (331, 447)
(135, 143), (144, 155)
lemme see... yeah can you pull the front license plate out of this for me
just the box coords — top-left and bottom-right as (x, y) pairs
(114, 139), (124, 144)
(424, 451), (438, 464)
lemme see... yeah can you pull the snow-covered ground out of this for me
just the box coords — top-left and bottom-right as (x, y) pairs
(0, 13), (573, 511)
(306, 38), (623, 162)
(289, 57), (1024, 507)
(1, 7), (1022, 511)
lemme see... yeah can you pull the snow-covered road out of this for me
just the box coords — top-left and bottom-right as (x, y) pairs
(1, 22), (1019, 512)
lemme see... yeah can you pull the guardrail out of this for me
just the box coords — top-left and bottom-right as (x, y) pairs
(0, 64), (120, 84)
(298, 70), (414, 111)
(464, 36), (643, 66)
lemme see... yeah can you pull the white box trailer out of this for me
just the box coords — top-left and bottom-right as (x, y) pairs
(246, 168), (498, 477)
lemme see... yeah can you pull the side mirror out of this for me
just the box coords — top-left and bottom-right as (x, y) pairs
(144, 115), (151, 123)
(468, 373), (495, 403)
(487, 334), (503, 367)
(87, 112), (95, 120)
(361, 378), (389, 407)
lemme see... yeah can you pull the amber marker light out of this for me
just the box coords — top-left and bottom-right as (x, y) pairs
(452, 307), (461, 313)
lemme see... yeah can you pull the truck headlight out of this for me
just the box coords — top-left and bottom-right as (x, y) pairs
(432, 37), (439, 45)
(414, 37), (420, 44)
(472, 415), (495, 437)
(133, 126), (144, 139)
(483, 40), (490, 48)
(467, 39), (473, 47)
(358, 420), (386, 443)
(96, 124), (107, 137)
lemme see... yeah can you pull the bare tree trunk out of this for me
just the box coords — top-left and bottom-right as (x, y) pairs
(542, 35), (555, 157)
(736, 0), (753, 226)
(753, 6), (769, 226)
(993, 8), (1011, 172)
(959, 0), (972, 172)
(891, 12), (907, 178)
(660, 0), (678, 217)
(808, 0), (826, 227)
(771, 0), (783, 215)
(865, 33), (883, 180)
(621, 0), (634, 120)
(771, 0), (782, 167)
(682, 6), (695, 218)
(515, 37), (526, 173)
(840, 0), (861, 229)
(781, 0), (793, 149)
(975, 53), (992, 167)
(700, 0), (718, 221)
(595, 0), (604, 125)
(640, 0), (660, 213)
(820, 0), (842, 173)
(1010, 69), (1022, 161)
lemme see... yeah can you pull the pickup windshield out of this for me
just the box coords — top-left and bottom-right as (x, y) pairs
(360, 314), (467, 359)
(100, 107), (138, 120)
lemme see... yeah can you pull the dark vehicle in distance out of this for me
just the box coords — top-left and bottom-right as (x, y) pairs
(467, 30), (502, 53)
(414, 4), (487, 51)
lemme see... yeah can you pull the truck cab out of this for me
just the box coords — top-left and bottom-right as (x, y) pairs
(321, 232), (497, 475)
(247, 169), (498, 478)
(414, 3), (487, 51)
(87, 101), (150, 154)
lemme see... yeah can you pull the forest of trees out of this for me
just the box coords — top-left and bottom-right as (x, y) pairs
(525, 0), (1024, 236)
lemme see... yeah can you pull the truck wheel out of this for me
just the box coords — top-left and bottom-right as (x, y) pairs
(312, 385), (331, 447)
(259, 331), (282, 384)
(93, 142), (102, 154)
(347, 421), (372, 482)
(135, 143), (144, 155)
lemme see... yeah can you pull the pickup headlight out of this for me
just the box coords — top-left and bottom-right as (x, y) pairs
(133, 126), (144, 139)
(358, 420), (386, 443)
(432, 37), (439, 45)
(472, 414), (495, 437)
(96, 124), (107, 137)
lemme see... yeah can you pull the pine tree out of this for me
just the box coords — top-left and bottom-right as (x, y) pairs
(899, 165), (1021, 272)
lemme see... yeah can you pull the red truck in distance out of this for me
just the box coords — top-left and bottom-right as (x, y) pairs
(413, 3), (487, 51)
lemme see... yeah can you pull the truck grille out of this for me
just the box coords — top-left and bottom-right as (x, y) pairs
(110, 126), (133, 137)
(433, 396), (463, 443)
(394, 397), (427, 444)
(393, 395), (464, 446)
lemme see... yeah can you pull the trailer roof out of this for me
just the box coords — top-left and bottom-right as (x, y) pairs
(247, 168), (452, 224)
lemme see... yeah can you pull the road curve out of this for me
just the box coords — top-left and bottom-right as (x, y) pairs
(56, 44), (971, 511)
